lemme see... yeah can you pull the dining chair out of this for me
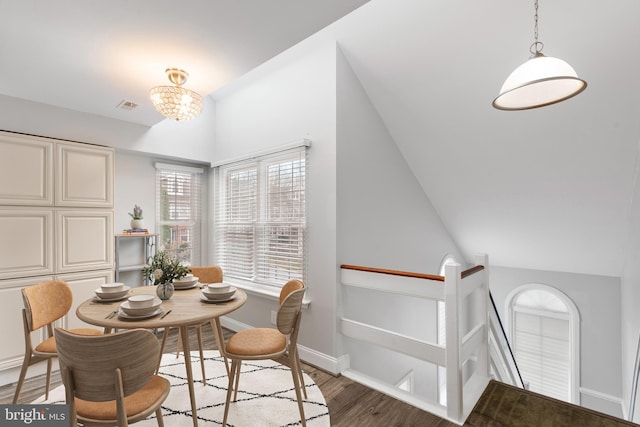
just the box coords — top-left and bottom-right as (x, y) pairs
(55, 327), (171, 427)
(158, 265), (225, 384)
(221, 279), (307, 427)
(12, 279), (103, 404)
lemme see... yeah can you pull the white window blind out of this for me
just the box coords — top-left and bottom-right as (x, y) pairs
(155, 163), (202, 264)
(513, 308), (570, 401)
(214, 147), (306, 287)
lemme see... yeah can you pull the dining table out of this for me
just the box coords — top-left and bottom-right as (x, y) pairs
(76, 284), (247, 427)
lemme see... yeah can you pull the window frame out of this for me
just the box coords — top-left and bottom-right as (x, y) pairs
(505, 283), (581, 404)
(213, 146), (307, 289)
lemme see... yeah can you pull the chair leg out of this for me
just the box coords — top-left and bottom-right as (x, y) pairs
(45, 358), (52, 400)
(292, 347), (307, 399)
(156, 408), (164, 427)
(223, 360), (238, 427)
(157, 328), (171, 373)
(196, 325), (206, 384)
(12, 352), (32, 404)
(233, 360), (242, 401)
(290, 355), (307, 427)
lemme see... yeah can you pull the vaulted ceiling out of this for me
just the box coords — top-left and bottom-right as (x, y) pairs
(2, 0), (638, 278)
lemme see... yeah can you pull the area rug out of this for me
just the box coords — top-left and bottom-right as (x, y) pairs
(33, 350), (330, 426)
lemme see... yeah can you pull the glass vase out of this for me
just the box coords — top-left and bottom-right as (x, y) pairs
(156, 282), (174, 300)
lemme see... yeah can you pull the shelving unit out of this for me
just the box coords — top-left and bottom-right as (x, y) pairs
(114, 234), (157, 285)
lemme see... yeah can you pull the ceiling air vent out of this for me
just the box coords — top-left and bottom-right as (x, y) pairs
(116, 100), (138, 110)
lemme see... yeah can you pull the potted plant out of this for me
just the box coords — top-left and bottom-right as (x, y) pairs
(142, 250), (190, 300)
(129, 204), (144, 230)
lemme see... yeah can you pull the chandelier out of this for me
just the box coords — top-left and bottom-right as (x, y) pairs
(150, 68), (203, 121)
(492, 0), (587, 110)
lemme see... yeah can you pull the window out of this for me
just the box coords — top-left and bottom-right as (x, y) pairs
(155, 163), (203, 264)
(506, 284), (580, 403)
(214, 147), (306, 287)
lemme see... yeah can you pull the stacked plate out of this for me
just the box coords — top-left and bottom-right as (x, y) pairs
(201, 283), (237, 303)
(119, 295), (163, 319)
(94, 283), (131, 301)
(173, 274), (199, 290)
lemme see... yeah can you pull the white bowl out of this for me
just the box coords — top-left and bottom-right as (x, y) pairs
(174, 275), (198, 285)
(95, 286), (130, 299)
(100, 282), (125, 293)
(127, 294), (156, 308)
(120, 298), (162, 316)
(205, 283), (230, 293)
(202, 286), (236, 300)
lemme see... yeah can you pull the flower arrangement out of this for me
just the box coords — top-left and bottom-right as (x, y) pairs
(142, 250), (190, 285)
(128, 204), (143, 220)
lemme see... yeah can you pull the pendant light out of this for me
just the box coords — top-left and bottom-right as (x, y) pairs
(150, 68), (203, 121)
(492, 0), (586, 111)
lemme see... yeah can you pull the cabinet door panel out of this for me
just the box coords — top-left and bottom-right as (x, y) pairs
(58, 269), (114, 329)
(0, 208), (54, 279)
(56, 143), (114, 207)
(56, 210), (113, 273)
(0, 276), (54, 375)
(0, 132), (53, 206)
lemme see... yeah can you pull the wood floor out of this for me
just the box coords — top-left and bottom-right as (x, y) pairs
(0, 325), (464, 426)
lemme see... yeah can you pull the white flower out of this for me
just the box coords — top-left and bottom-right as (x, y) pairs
(153, 269), (164, 280)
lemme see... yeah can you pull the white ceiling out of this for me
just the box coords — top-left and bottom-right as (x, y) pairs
(2, 0), (638, 278)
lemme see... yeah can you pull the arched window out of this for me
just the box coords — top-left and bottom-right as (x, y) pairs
(506, 284), (580, 403)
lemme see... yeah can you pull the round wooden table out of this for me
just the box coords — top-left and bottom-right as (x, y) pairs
(77, 285), (247, 427)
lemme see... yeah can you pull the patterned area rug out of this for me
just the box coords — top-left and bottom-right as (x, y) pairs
(33, 350), (330, 426)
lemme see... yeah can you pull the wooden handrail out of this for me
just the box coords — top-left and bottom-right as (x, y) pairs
(340, 264), (485, 282)
(340, 264), (445, 281)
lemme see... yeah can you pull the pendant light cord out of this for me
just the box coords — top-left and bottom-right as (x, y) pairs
(530, 0), (544, 55)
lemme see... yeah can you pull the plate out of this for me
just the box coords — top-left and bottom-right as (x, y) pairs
(94, 286), (131, 300)
(173, 282), (199, 290)
(118, 306), (164, 319)
(94, 290), (131, 302)
(202, 286), (237, 300)
(200, 296), (236, 304)
(120, 298), (162, 315)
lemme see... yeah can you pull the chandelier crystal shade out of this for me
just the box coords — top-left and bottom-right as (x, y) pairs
(492, 0), (586, 111)
(150, 68), (203, 121)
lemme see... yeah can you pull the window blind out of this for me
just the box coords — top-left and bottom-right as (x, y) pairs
(513, 309), (570, 401)
(155, 163), (203, 265)
(214, 147), (306, 287)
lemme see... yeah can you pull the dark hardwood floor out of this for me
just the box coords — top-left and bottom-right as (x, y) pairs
(0, 325), (463, 426)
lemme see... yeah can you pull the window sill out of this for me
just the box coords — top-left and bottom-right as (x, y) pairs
(224, 278), (311, 309)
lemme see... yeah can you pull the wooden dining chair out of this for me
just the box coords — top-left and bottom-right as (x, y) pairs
(13, 279), (103, 404)
(158, 265), (225, 384)
(55, 327), (171, 427)
(221, 279), (307, 427)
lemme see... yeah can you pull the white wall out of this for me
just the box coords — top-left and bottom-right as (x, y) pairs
(490, 265), (623, 417)
(621, 137), (640, 422)
(0, 94), (216, 163)
(335, 47), (466, 398)
(212, 41), (339, 360)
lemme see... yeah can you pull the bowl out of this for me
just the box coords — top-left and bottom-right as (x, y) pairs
(95, 286), (130, 299)
(100, 282), (125, 293)
(120, 297), (162, 316)
(202, 286), (236, 300)
(205, 283), (230, 293)
(127, 294), (156, 308)
(174, 275), (198, 285)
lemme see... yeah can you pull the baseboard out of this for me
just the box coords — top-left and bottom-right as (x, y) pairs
(220, 316), (346, 375)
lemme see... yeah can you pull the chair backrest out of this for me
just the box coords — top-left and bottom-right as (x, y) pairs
(277, 280), (305, 335)
(189, 266), (223, 283)
(22, 280), (73, 332)
(55, 328), (160, 402)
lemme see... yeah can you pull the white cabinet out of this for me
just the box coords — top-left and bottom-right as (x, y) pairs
(0, 132), (54, 206)
(55, 210), (113, 273)
(55, 142), (114, 207)
(59, 269), (114, 329)
(0, 208), (54, 279)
